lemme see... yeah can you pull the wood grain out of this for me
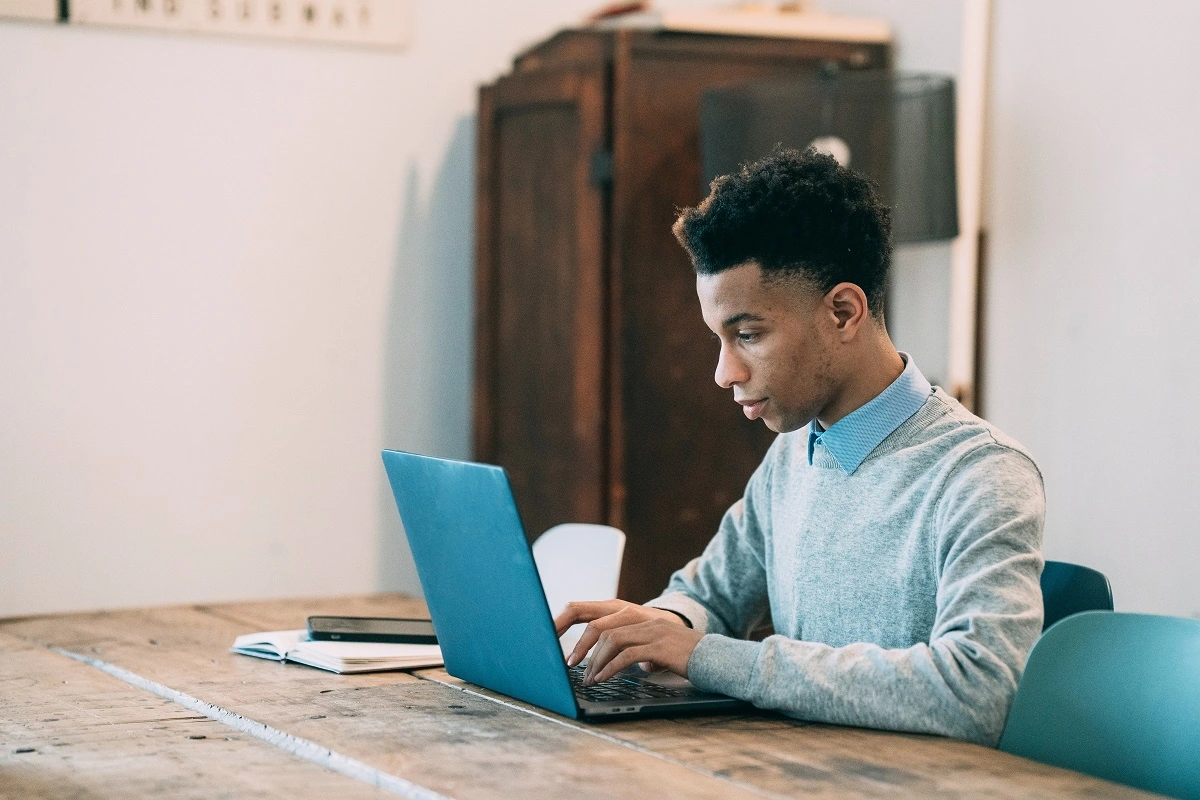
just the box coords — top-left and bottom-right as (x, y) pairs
(418, 667), (1161, 800)
(1, 597), (762, 799)
(0, 630), (390, 800)
(2, 595), (1163, 799)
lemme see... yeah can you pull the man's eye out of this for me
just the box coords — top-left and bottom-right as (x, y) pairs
(737, 331), (760, 343)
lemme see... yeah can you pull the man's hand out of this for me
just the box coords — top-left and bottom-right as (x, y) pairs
(553, 600), (705, 686)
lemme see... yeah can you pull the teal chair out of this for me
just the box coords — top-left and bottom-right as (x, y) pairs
(1041, 560), (1113, 631)
(1000, 611), (1200, 799)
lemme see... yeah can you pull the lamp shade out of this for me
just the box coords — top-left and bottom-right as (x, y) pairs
(700, 69), (959, 244)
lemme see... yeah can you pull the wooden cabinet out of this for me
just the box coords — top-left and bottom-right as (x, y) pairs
(474, 28), (889, 602)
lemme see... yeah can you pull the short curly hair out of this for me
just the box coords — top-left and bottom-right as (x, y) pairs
(673, 147), (892, 318)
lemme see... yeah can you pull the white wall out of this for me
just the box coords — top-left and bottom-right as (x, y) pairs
(821, 0), (963, 390)
(5, 2), (1199, 621)
(0, 2), (610, 616)
(983, 1), (1200, 618)
(832, 1), (1200, 619)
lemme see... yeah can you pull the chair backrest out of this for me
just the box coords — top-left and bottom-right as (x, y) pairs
(1041, 560), (1113, 631)
(1000, 611), (1200, 799)
(532, 523), (625, 655)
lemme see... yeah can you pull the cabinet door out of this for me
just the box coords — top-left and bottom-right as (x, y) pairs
(610, 32), (888, 602)
(474, 68), (608, 542)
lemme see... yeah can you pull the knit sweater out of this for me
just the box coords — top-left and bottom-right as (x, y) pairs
(646, 388), (1045, 746)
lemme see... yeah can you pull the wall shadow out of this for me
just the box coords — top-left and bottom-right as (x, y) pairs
(377, 114), (476, 598)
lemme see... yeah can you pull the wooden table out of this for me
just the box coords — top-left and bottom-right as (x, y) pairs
(0, 594), (1159, 799)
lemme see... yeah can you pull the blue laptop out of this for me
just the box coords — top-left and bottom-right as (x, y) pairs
(381, 450), (744, 719)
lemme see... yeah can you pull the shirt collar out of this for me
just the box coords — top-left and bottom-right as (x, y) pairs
(806, 353), (933, 474)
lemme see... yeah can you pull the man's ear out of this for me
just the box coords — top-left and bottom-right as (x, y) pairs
(824, 282), (869, 341)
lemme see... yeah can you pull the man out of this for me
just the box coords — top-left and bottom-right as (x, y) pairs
(553, 148), (1045, 747)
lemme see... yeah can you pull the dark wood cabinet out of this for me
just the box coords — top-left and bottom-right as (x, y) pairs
(474, 28), (889, 602)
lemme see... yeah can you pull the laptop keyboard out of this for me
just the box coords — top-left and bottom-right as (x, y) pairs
(568, 665), (701, 703)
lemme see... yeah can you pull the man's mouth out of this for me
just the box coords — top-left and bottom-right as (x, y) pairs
(737, 398), (767, 421)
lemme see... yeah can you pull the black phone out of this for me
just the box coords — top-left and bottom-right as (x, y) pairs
(305, 616), (438, 644)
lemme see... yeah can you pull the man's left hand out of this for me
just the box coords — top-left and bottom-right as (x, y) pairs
(562, 602), (705, 685)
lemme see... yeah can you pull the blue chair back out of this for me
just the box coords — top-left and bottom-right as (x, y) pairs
(1041, 560), (1113, 631)
(1000, 611), (1200, 799)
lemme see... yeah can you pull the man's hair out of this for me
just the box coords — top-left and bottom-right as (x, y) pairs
(673, 147), (893, 318)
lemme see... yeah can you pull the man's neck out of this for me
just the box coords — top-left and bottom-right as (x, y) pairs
(816, 337), (905, 429)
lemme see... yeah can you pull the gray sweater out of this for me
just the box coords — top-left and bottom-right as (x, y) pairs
(647, 388), (1045, 746)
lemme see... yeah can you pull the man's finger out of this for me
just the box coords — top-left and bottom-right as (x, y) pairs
(582, 622), (654, 684)
(553, 600), (624, 636)
(566, 625), (599, 668)
(581, 627), (625, 685)
(552, 600), (607, 635)
(567, 623), (601, 668)
(590, 644), (656, 685)
(567, 609), (634, 667)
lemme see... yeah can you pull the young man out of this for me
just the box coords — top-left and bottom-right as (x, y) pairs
(553, 148), (1045, 747)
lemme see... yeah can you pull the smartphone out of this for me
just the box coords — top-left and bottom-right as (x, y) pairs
(306, 616), (438, 644)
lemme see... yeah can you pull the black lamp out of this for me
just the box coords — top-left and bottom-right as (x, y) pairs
(700, 68), (959, 244)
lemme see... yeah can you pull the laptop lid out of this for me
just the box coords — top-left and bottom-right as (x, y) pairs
(381, 450), (579, 719)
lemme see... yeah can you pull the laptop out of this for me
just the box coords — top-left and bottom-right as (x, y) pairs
(381, 449), (745, 719)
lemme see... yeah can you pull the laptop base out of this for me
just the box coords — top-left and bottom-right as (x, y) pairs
(570, 665), (747, 718)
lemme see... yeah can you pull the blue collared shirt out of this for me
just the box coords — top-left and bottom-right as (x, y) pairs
(807, 353), (933, 474)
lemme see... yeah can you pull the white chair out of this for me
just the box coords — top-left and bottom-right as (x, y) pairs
(532, 523), (626, 656)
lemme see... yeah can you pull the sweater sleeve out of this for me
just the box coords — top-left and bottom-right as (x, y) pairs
(643, 443), (777, 638)
(683, 443), (1045, 747)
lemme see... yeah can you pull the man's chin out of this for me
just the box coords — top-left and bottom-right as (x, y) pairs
(761, 412), (809, 434)
(757, 415), (788, 433)
(741, 400), (807, 433)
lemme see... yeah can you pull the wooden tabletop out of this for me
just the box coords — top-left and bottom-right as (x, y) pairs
(0, 594), (1159, 799)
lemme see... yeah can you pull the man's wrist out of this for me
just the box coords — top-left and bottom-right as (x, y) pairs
(644, 593), (710, 633)
(659, 608), (693, 628)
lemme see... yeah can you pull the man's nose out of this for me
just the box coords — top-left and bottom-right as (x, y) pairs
(714, 344), (749, 389)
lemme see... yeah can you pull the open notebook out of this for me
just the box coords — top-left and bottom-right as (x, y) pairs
(231, 629), (442, 674)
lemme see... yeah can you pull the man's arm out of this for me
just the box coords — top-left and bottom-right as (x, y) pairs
(685, 444), (1045, 746)
(554, 446), (778, 682)
(640, 501), (771, 637)
(642, 453), (776, 638)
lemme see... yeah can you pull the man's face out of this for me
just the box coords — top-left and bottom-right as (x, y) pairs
(697, 262), (836, 433)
